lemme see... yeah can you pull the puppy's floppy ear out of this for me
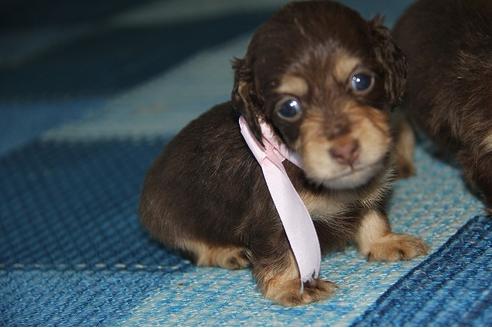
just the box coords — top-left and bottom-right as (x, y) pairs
(369, 15), (407, 108)
(231, 57), (263, 142)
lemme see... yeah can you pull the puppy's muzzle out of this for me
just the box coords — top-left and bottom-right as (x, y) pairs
(329, 138), (360, 167)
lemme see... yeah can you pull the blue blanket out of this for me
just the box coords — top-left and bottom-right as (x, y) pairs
(1, 0), (491, 325)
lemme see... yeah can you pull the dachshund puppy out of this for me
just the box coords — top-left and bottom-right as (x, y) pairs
(393, 0), (492, 213)
(140, 0), (428, 306)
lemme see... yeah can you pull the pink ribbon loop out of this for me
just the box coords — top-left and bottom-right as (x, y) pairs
(239, 116), (321, 290)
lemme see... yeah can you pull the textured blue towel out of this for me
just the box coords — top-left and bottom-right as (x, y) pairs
(353, 215), (492, 327)
(1, 0), (491, 326)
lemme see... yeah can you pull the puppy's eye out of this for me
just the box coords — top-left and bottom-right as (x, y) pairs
(351, 72), (374, 94)
(276, 98), (302, 121)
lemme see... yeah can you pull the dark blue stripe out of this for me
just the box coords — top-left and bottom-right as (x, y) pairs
(351, 215), (492, 326)
(0, 137), (200, 325)
(0, 138), (188, 271)
(0, 0), (160, 28)
(0, 11), (274, 101)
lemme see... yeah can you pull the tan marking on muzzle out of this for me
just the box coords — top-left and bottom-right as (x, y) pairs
(346, 105), (391, 158)
(298, 104), (391, 187)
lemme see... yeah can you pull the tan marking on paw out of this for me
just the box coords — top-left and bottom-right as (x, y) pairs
(356, 211), (428, 261)
(255, 251), (336, 306)
(181, 239), (250, 270)
(356, 210), (390, 256)
(267, 278), (337, 307)
(367, 233), (429, 261)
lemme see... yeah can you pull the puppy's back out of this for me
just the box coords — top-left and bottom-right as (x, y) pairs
(394, 0), (492, 138)
(393, 0), (492, 210)
(139, 103), (263, 247)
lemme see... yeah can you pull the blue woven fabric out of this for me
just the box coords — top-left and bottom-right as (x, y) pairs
(1, 0), (491, 326)
(352, 215), (492, 327)
(0, 138), (185, 270)
(0, 12), (272, 100)
(1, 270), (185, 326)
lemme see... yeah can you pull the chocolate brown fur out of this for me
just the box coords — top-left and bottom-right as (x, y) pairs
(393, 0), (492, 212)
(140, 0), (427, 306)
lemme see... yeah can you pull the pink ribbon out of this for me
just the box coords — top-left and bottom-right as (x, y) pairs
(239, 116), (321, 290)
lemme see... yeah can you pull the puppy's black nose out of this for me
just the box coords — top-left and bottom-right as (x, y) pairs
(329, 139), (360, 166)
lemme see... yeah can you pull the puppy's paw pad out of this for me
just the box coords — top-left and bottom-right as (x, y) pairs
(272, 279), (337, 306)
(368, 233), (429, 261)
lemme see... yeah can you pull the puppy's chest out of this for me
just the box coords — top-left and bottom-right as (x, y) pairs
(300, 190), (353, 219)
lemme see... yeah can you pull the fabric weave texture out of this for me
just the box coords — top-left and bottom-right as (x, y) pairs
(1, 0), (490, 326)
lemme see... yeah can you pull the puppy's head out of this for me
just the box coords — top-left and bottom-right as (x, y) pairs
(232, 0), (406, 190)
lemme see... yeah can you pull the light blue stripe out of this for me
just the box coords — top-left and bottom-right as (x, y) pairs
(42, 34), (251, 141)
(0, 99), (105, 155)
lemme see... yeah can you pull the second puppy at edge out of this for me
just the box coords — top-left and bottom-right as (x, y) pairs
(139, 1), (428, 306)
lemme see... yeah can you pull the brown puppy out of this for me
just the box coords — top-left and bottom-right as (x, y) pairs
(393, 0), (492, 213)
(140, 0), (427, 306)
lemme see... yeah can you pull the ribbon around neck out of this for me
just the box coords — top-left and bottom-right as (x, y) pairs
(238, 116), (321, 290)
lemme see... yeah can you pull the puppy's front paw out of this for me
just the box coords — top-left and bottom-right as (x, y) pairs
(266, 278), (337, 306)
(367, 233), (429, 261)
(254, 250), (335, 306)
